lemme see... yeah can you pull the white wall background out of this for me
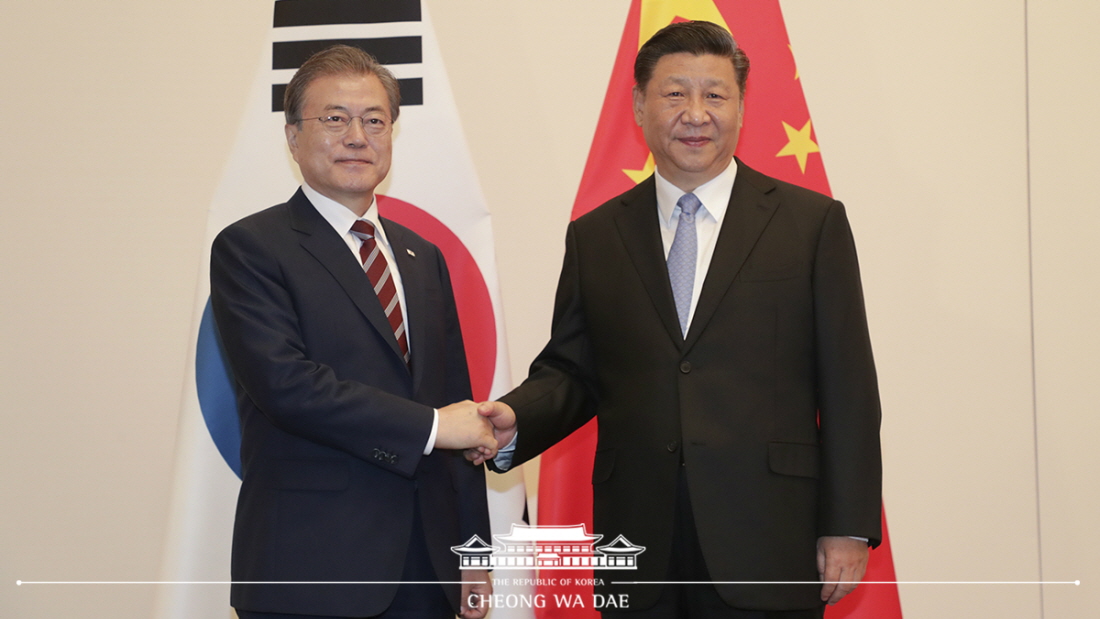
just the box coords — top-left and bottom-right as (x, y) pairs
(1, 1), (1095, 617)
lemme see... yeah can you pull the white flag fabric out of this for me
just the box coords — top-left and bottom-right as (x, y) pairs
(156, 2), (531, 617)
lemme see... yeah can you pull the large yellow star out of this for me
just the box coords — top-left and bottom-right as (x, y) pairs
(623, 152), (655, 184)
(775, 119), (820, 174)
(639, 0), (730, 49)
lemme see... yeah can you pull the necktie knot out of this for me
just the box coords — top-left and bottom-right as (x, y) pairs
(677, 193), (701, 221)
(350, 219), (376, 240)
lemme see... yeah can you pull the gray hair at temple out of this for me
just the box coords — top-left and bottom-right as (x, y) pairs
(633, 21), (750, 99)
(283, 44), (402, 125)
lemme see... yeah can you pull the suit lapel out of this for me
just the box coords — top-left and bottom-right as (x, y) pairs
(613, 178), (685, 348)
(684, 162), (780, 352)
(287, 190), (409, 370)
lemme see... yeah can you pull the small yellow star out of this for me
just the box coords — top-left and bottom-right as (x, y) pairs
(775, 119), (820, 174)
(623, 152), (655, 184)
(639, 0), (730, 49)
(789, 44), (799, 80)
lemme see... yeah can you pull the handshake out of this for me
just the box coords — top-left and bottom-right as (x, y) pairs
(435, 400), (517, 465)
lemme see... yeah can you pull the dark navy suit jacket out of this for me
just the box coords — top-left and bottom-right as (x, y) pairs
(211, 188), (489, 616)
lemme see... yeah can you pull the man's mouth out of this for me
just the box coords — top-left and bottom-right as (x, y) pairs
(677, 136), (711, 147)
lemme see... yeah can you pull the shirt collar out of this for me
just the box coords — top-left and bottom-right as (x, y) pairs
(301, 182), (387, 244)
(654, 158), (738, 228)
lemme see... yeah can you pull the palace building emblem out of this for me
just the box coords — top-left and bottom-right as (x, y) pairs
(451, 524), (646, 570)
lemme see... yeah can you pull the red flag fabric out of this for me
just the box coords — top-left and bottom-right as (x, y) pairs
(535, 1), (902, 617)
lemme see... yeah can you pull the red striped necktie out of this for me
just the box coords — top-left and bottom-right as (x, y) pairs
(350, 220), (409, 363)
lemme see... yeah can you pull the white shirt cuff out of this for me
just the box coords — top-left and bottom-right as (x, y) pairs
(424, 409), (439, 455)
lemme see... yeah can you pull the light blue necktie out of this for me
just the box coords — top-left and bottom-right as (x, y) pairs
(667, 192), (701, 336)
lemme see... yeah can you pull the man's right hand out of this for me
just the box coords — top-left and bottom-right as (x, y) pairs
(436, 400), (497, 457)
(464, 401), (517, 466)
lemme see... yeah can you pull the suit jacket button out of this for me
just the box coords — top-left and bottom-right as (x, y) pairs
(666, 440), (680, 452)
(679, 361), (692, 374)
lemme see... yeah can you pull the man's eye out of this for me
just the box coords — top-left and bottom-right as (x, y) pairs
(323, 115), (348, 124)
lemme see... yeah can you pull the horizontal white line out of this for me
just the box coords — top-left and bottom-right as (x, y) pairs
(271, 64), (423, 82)
(270, 23), (423, 43)
(16, 580), (481, 586)
(17, 579), (1080, 586)
(613, 580), (1081, 586)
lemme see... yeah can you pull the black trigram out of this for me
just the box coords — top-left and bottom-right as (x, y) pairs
(271, 0), (423, 112)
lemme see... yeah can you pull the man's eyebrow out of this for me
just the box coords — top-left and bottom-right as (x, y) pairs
(321, 104), (388, 114)
(655, 76), (734, 93)
(661, 76), (732, 88)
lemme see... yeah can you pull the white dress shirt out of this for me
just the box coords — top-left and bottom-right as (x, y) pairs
(302, 182), (439, 454)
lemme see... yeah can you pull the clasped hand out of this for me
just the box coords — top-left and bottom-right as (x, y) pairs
(435, 400), (498, 458)
(435, 400), (517, 464)
(464, 401), (516, 466)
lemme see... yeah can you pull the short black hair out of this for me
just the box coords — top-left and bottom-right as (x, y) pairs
(634, 21), (749, 99)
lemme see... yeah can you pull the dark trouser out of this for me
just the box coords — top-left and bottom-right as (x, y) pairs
(236, 509), (452, 619)
(603, 468), (824, 619)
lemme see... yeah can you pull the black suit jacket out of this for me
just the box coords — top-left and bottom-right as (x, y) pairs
(210, 188), (489, 617)
(500, 160), (882, 610)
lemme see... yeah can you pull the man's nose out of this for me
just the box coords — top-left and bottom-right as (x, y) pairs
(344, 117), (369, 144)
(682, 96), (708, 125)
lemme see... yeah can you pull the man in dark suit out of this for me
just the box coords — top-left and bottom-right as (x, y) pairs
(211, 45), (495, 619)
(471, 22), (882, 618)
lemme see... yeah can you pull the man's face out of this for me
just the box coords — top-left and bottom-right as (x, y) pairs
(633, 52), (743, 192)
(286, 72), (392, 210)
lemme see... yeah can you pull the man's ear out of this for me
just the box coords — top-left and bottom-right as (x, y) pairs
(632, 86), (645, 127)
(285, 123), (300, 161)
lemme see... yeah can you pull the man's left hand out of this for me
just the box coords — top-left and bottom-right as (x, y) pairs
(816, 536), (869, 605)
(460, 570), (492, 619)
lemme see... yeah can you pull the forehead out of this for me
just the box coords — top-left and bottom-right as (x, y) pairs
(302, 72), (390, 113)
(647, 52), (738, 89)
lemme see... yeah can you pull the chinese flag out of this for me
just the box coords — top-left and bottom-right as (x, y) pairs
(534, 1), (903, 618)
